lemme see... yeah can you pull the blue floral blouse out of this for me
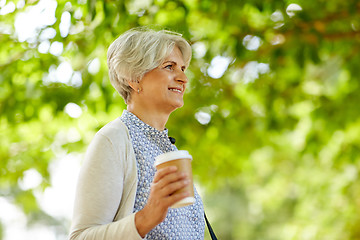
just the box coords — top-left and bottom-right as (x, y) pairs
(121, 110), (205, 240)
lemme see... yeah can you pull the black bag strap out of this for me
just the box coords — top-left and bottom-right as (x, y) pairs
(204, 212), (218, 240)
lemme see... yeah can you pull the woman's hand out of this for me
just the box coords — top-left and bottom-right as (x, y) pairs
(134, 166), (190, 238)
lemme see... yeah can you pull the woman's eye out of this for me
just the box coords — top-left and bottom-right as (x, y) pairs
(165, 64), (173, 69)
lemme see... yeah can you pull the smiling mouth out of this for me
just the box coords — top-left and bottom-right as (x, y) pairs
(168, 88), (182, 93)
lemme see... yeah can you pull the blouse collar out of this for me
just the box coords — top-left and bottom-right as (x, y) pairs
(121, 110), (169, 139)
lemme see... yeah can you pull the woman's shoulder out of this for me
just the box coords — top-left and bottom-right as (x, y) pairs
(96, 117), (130, 145)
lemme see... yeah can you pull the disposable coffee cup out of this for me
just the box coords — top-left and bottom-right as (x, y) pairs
(154, 150), (195, 208)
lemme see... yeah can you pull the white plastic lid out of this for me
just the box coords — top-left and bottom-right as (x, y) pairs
(154, 150), (192, 166)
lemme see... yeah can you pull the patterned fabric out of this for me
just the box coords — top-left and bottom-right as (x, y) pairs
(121, 110), (205, 240)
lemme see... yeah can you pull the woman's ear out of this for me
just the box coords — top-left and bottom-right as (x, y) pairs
(128, 79), (143, 94)
(128, 80), (139, 92)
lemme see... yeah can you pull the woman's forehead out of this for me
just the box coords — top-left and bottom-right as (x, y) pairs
(163, 46), (185, 66)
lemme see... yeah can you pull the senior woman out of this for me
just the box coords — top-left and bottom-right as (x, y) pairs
(69, 28), (205, 239)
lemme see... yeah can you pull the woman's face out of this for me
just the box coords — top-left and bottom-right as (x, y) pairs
(138, 46), (188, 113)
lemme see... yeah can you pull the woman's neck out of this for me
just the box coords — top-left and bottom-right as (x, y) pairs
(126, 105), (170, 131)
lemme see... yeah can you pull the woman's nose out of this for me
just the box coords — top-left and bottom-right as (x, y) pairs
(175, 69), (188, 84)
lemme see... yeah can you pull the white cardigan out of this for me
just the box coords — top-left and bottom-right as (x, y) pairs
(69, 118), (143, 240)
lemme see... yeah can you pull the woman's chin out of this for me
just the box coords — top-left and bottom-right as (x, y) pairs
(174, 101), (184, 109)
(167, 102), (184, 112)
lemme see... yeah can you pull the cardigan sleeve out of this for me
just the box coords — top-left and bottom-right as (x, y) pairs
(69, 130), (142, 240)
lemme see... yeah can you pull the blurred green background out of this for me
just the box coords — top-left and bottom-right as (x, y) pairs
(1, 0), (360, 239)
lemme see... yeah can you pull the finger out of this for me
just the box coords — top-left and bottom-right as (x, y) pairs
(154, 171), (188, 190)
(163, 179), (190, 196)
(153, 166), (178, 183)
(150, 172), (189, 199)
(164, 190), (191, 207)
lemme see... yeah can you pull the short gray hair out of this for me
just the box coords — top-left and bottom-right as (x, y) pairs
(107, 27), (192, 103)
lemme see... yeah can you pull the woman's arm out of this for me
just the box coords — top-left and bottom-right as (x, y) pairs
(69, 132), (142, 240)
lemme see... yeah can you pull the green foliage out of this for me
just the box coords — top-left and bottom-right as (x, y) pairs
(1, 0), (360, 239)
